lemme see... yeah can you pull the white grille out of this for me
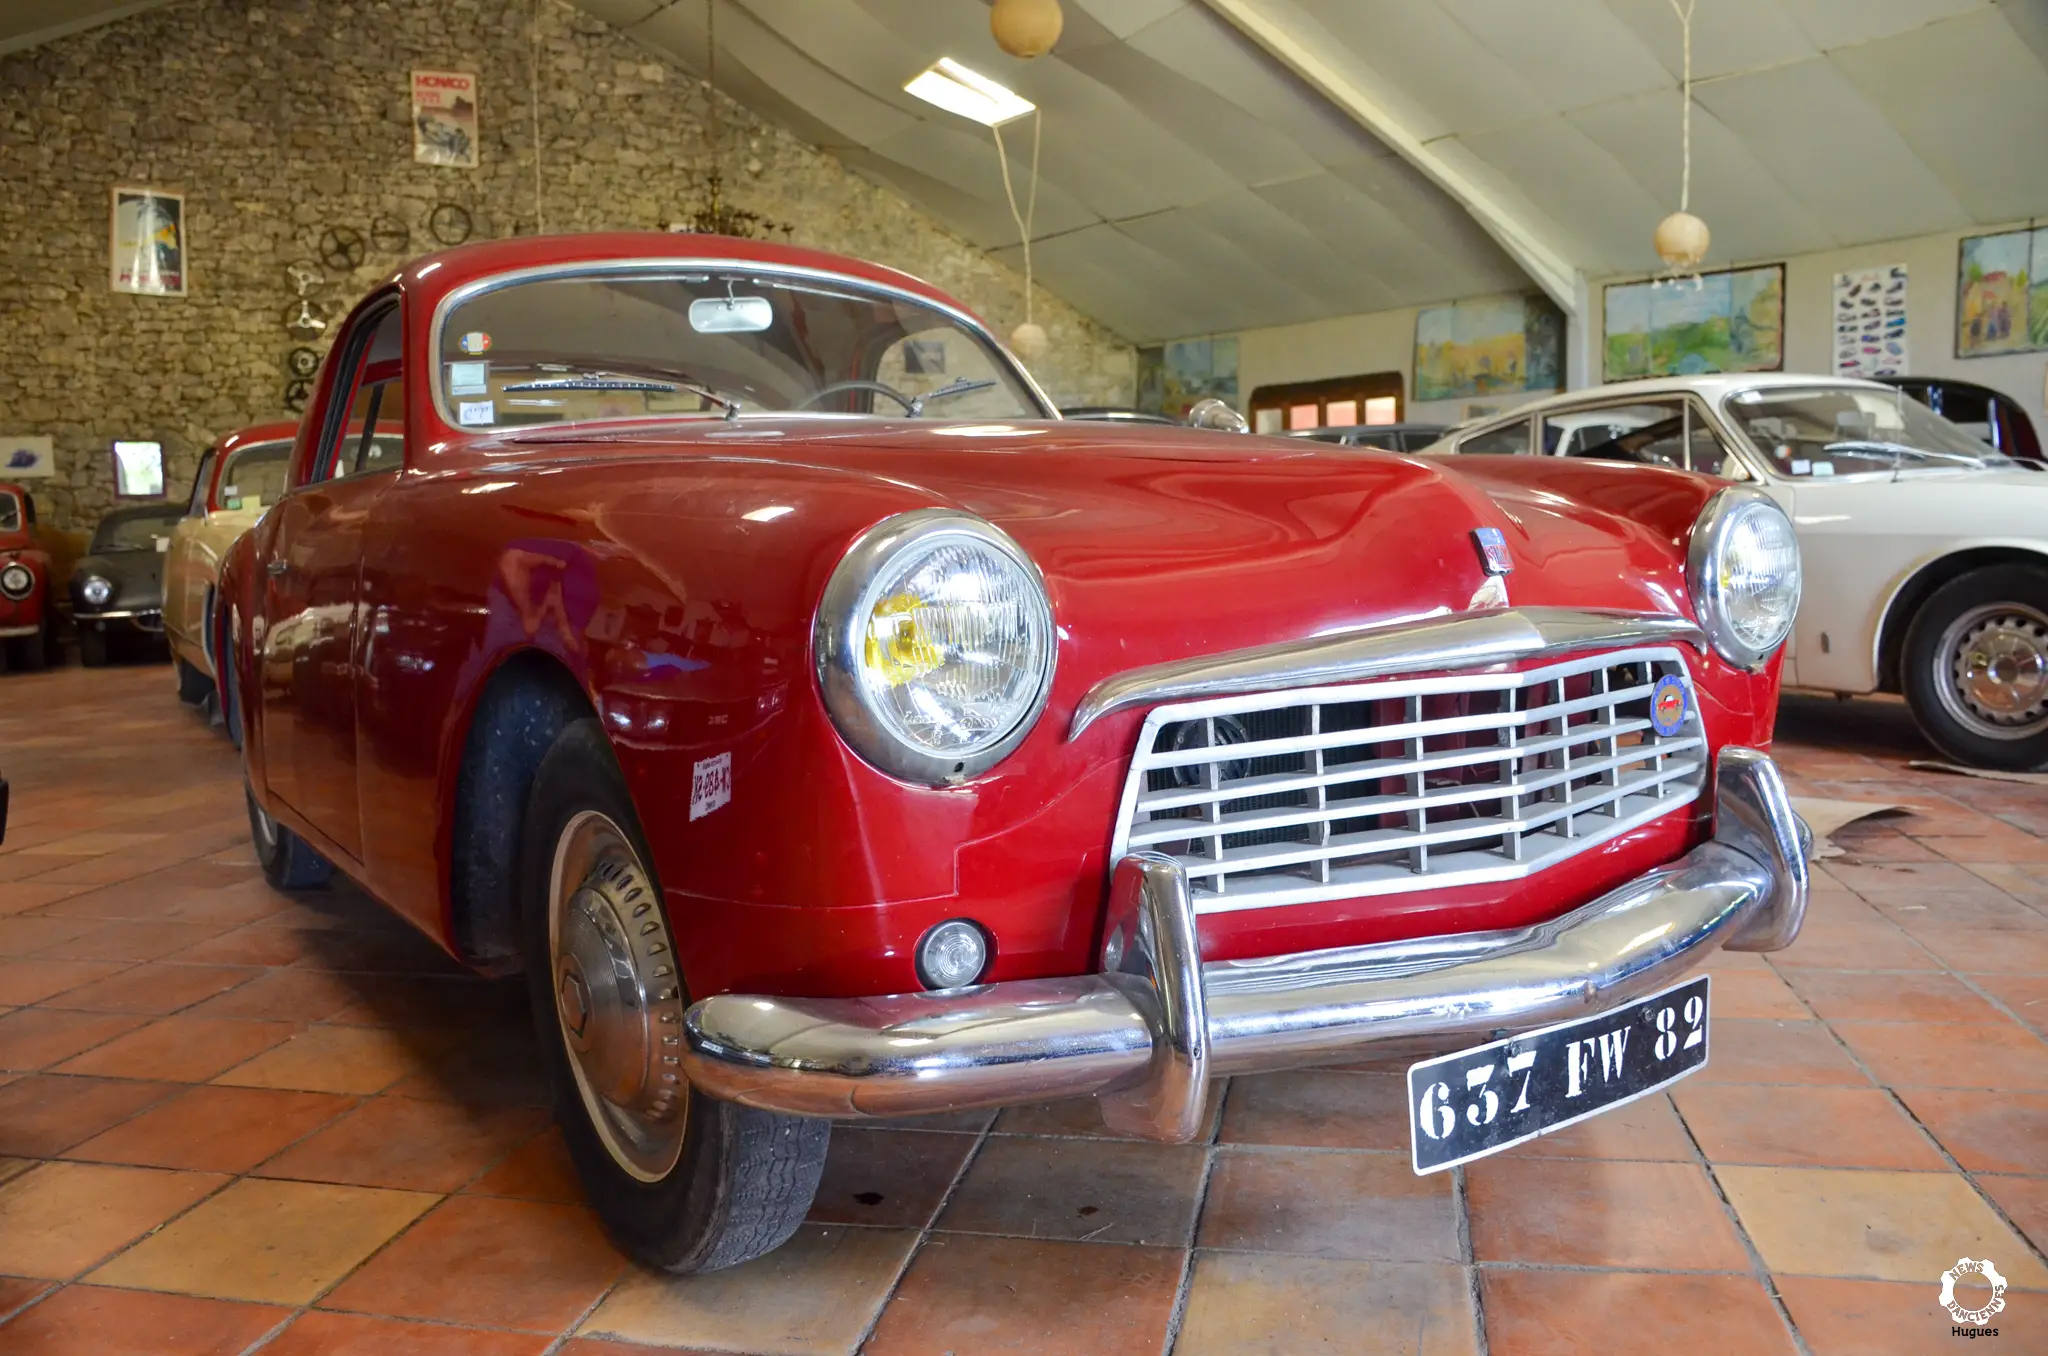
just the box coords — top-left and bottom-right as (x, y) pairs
(1109, 647), (1707, 914)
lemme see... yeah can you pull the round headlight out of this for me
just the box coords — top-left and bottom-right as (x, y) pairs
(1686, 487), (1800, 668)
(80, 576), (113, 607)
(816, 509), (1055, 784)
(0, 563), (31, 600)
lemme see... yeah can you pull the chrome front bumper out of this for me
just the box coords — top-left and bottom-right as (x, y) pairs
(682, 746), (1808, 1143)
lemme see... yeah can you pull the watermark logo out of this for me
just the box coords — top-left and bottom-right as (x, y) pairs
(1940, 1257), (2006, 1336)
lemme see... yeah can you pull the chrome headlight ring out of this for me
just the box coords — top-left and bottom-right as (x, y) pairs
(0, 562), (31, 600)
(79, 576), (114, 608)
(814, 508), (1056, 786)
(1686, 485), (1801, 669)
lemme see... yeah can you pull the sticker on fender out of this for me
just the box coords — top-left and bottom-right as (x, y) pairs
(690, 752), (731, 821)
(1407, 975), (1709, 1174)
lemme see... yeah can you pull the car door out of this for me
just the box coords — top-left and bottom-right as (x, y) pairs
(258, 302), (404, 862)
(166, 447), (216, 660)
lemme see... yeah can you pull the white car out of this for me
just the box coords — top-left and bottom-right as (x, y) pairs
(1426, 374), (2048, 770)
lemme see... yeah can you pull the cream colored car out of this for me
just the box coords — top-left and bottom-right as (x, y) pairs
(165, 422), (298, 709)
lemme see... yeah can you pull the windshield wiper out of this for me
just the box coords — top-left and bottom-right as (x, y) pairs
(910, 377), (997, 417)
(503, 370), (743, 421)
(1823, 439), (1987, 482)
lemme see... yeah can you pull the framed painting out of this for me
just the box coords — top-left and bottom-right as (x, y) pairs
(1956, 226), (2048, 358)
(1413, 294), (1563, 401)
(1602, 264), (1784, 381)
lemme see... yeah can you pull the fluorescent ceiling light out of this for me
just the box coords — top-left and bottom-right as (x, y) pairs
(904, 58), (1034, 126)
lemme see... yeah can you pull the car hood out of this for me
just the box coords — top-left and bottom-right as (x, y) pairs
(493, 419), (1696, 666)
(73, 549), (165, 608)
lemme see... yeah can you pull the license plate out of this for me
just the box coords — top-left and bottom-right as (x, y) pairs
(1407, 975), (1710, 1174)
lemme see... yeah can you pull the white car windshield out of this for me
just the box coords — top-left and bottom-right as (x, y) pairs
(436, 268), (1044, 431)
(1725, 387), (2016, 477)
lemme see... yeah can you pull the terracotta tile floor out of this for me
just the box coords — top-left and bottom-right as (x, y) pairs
(1, 670), (2045, 1354)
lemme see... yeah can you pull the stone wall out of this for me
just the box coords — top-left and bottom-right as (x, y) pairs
(0, 0), (1135, 529)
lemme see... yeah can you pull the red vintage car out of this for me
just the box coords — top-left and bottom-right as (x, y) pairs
(0, 480), (56, 670)
(218, 233), (1808, 1273)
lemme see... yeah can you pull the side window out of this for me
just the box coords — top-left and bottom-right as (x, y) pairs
(317, 305), (405, 483)
(1459, 419), (1531, 456)
(1548, 402), (1683, 466)
(186, 451), (216, 516)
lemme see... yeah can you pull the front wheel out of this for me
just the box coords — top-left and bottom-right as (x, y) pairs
(5, 627), (46, 671)
(519, 717), (827, 1273)
(1902, 564), (2048, 771)
(77, 628), (107, 668)
(176, 656), (213, 705)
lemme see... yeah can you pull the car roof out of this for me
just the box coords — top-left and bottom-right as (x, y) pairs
(1459, 373), (1901, 425)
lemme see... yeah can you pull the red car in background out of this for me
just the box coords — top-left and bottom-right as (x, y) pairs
(0, 480), (56, 671)
(218, 232), (1809, 1273)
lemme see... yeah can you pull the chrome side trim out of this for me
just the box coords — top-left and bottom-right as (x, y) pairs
(1067, 607), (1707, 741)
(682, 747), (1797, 1137)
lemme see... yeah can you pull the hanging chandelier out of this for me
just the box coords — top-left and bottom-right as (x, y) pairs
(674, 0), (792, 240)
(1654, 0), (1708, 274)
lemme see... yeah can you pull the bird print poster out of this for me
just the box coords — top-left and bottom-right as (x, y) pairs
(1833, 265), (1908, 378)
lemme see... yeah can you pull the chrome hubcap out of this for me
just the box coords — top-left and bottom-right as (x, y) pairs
(1937, 603), (2048, 741)
(547, 810), (688, 1181)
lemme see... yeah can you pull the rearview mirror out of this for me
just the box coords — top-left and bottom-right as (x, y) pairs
(1187, 398), (1249, 434)
(689, 295), (773, 334)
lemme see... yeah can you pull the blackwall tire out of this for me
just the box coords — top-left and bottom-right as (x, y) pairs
(6, 629), (46, 671)
(247, 783), (333, 890)
(176, 656), (213, 705)
(1903, 564), (2048, 772)
(518, 717), (827, 1273)
(77, 629), (107, 668)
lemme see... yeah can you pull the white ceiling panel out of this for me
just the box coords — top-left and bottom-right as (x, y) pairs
(1068, 0), (1187, 41)
(1453, 119), (1669, 270)
(1291, 0), (1546, 140)
(1567, 88), (1837, 267)
(994, 224), (1221, 339)
(1602, 0), (1821, 81)
(1829, 6), (2048, 223)
(1693, 56), (1973, 244)
(1779, 0), (1988, 51)
(1439, 0), (1672, 118)
(1123, 5), (1398, 169)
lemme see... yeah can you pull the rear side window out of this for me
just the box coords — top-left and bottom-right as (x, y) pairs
(1460, 419), (1531, 456)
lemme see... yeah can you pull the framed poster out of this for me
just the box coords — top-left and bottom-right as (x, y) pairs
(1833, 265), (1908, 377)
(1603, 264), (1784, 381)
(0, 436), (55, 479)
(110, 187), (186, 296)
(1956, 226), (2047, 357)
(1413, 293), (1563, 401)
(412, 70), (480, 167)
(113, 441), (164, 498)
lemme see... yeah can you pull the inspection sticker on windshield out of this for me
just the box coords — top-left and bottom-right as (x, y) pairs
(456, 400), (495, 426)
(448, 361), (489, 395)
(458, 331), (492, 355)
(1407, 975), (1709, 1174)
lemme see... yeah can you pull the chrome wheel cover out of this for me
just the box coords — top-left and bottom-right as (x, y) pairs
(1935, 602), (2048, 742)
(547, 810), (688, 1182)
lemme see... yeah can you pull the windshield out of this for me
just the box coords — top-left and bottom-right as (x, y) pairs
(217, 441), (293, 510)
(1724, 387), (2015, 477)
(436, 268), (1044, 431)
(93, 509), (181, 552)
(0, 491), (18, 533)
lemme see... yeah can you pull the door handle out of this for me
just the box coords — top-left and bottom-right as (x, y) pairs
(266, 560), (289, 577)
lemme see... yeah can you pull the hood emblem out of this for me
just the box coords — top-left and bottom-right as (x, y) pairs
(1472, 527), (1513, 576)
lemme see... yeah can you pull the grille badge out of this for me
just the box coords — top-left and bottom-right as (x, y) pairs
(1472, 527), (1514, 576)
